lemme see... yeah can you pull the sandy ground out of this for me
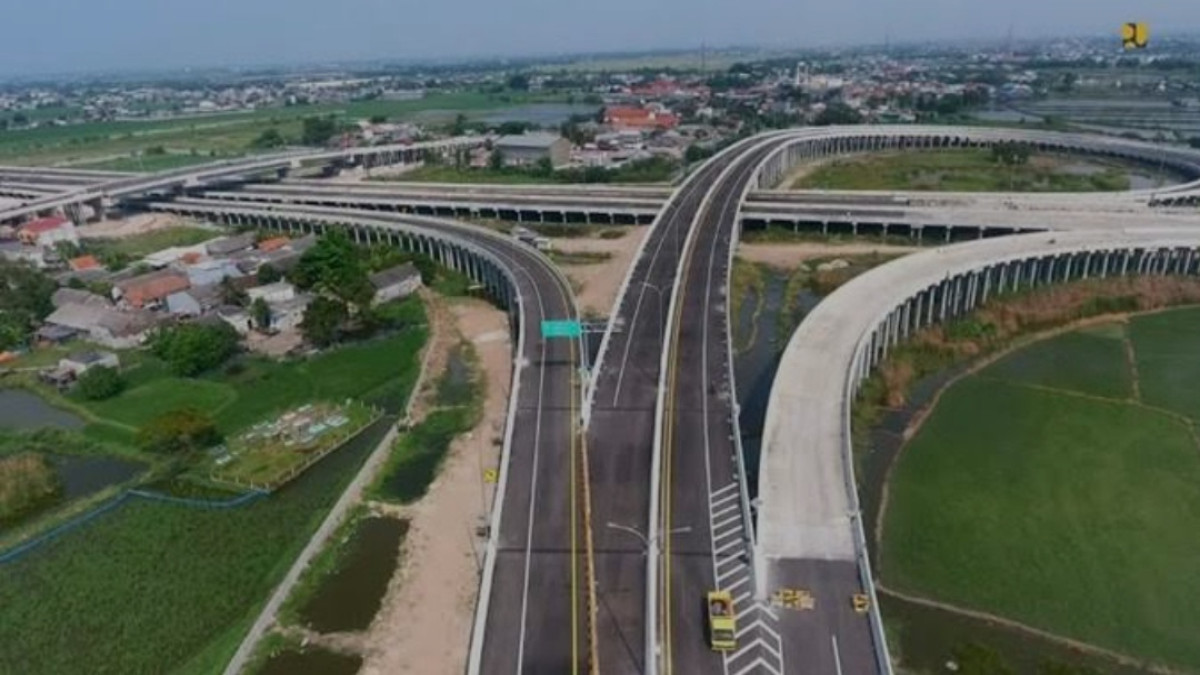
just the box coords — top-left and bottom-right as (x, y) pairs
(320, 163), (421, 184)
(77, 212), (215, 239)
(552, 227), (649, 318)
(359, 297), (511, 675)
(738, 241), (921, 268)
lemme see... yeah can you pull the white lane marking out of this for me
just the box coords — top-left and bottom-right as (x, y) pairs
(832, 634), (844, 675)
(610, 171), (712, 406)
(733, 657), (768, 675)
(513, 254), (551, 674)
(713, 513), (743, 531)
(713, 503), (741, 520)
(724, 576), (751, 594)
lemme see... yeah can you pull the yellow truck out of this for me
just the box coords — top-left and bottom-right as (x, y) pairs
(707, 590), (737, 651)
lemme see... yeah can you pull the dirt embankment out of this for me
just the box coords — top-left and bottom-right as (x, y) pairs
(78, 213), (215, 239)
(358, 297), (511, 675)
(552, 227), (650, 318)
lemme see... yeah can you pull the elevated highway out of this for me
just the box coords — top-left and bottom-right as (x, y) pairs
(91, 123), (1200, 675)
(756, 228), (1200, 674)
(0, 137), (481, 224)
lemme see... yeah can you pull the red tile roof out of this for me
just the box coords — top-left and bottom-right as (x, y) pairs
(117, 270), (189, 308)
(257, 236), (290, 252)
(69, 255), (101, 271)
(21, 216), (70, 235)
(604, 106), (679, 130)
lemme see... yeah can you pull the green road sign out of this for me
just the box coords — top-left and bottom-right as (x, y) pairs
(541, 319), (582, 339)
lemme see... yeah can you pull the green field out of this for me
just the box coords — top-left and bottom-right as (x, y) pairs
(0, 91), (563, 167)
(76, 152), (229, 173)
(0, 416), (391, 675)
(0, 304), (427, 674)
(79, 225), (217, 259)
(794, 149), (1135, 192)
(56, 319), (427, 436)
(881, 315), (1200, 669)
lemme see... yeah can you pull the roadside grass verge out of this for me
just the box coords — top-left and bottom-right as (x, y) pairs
(730, 257), (765, 354)
(370, 340), (483, 504)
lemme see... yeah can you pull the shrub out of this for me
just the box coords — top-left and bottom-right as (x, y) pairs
(76, 366), (125, 401)
(149, 322), (240, 376)
(137, 408), (222, 454)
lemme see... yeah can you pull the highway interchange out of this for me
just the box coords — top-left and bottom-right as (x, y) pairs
(6, 125), (1200, 674)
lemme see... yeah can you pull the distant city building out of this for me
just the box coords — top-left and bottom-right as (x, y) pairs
(603, 106), (680, 131)
(494, 133), (572, 168)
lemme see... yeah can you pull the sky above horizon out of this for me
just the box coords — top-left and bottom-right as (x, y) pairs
(1, 0), (1197, 76)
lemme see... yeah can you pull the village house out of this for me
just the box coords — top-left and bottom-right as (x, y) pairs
(43, 303), (158, 349)
(58, 350), (120, 376)
(114, 269), (190, 309)
(369, 263), (423, 305)
(18, 216), (79, 249)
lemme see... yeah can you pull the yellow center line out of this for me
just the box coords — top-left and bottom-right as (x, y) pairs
(570, 338), (579, 675)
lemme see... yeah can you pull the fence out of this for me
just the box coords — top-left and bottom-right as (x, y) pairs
(0, 487), (267, 565)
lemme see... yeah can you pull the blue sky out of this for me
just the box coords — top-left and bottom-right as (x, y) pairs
(1, 0), (1197, 75)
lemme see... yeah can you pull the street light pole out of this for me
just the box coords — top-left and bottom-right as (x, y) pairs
(641, 281), (666, 339)
(605, 522), (692, 675)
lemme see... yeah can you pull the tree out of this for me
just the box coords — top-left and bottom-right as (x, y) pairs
(533, 156), (554, 177)
(256, 263), (282, 284)
(450, 113), (468, 136)
(148, 323), (241, 376)
(250, 128), (286, 149)
(250, 297), (272, 332)
(76, 366), (125, 401)
(369, 115), (387, 124)
(292, 231), (373, 308)
(992, 141), (1033, 166)
(137, 408), (222, 454)
(300, 296), (348, 347)
(496, 121), (532, 136)
(301, 115), (339, 146)
(219, 276), (247, 306)
(489, 149), (506, 170)
(507, 74), (530, 91)
(0, 259), (56, 350)
(812, 102), (863, 126)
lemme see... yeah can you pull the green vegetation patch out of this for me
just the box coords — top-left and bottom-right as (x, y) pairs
(882, 372), (1200, 668)
(795, 149), (1134, 193)
(1131, 307), (1200, 422)
(982, 324), (1132, 399)
(0, 416), (390, 675)
(0, 453), (60, 522)
(84, 376), (235, 428)
(80, 225), (215, 260)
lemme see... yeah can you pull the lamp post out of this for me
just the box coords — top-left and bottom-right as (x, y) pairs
(605, 522), (692, 675)
(641, 281), (667, 338)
